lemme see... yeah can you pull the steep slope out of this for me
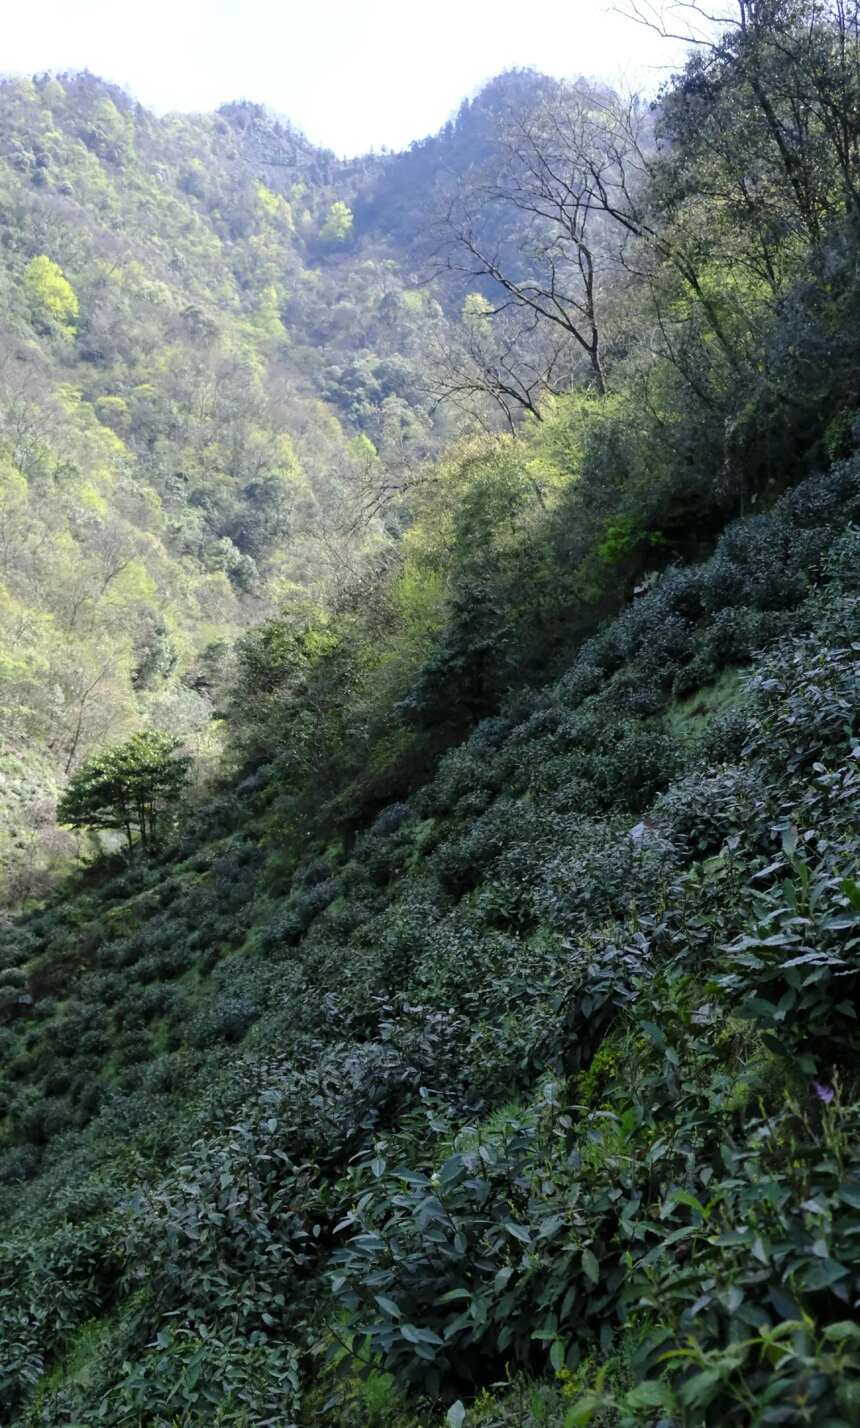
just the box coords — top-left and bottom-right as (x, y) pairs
(0, 455), (858, 1426)
(4, 12), (860, 1423)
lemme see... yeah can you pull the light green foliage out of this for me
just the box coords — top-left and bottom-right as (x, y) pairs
(0, 69), (458, 896)
(596, 516), (664, 565)
(462, 291), (493, 321)
(320, 199), (354, 243)
(23, 254), (78, 329)
(256, 182), (293, 230)
(251, 282), (286, 338)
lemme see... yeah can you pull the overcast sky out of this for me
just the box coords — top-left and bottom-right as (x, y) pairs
(3, 0), (691, 156)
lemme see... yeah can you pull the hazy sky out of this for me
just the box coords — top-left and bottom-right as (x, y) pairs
(3, 1), (690, 156)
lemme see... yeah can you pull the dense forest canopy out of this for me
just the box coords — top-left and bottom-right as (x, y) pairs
(2, 3), (860, 1424)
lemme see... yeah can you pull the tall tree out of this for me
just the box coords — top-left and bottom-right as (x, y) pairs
(437, 80), (628, 398)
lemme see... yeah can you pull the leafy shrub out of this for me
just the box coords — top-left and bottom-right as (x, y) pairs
(115, 1030), (155, 1067)
(262, 877), (341, 948)
(115, 1325), (301, 1426)
(698, 704), (756, 763)
(653, 766), (769, 856)
(532, 825), (679, 933)
(189, 994), (260, 1047)
(430, 798), (530, 897)
(365, 802), (414, 840)
(419, 745), (502, 818)
(718, 843), (860, 1060)
(744, 618), (860, 774)
(0, 1143), (40, 1188)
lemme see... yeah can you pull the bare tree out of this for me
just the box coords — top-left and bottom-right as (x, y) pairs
(433, 73), (749, 405)
(436, 81), (631, 398)
(427, 301), (573, 434)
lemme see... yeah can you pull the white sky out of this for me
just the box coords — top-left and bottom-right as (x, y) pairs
(2, 0), (691, 156)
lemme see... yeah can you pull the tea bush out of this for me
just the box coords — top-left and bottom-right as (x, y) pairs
(2, 458), (860, 1425)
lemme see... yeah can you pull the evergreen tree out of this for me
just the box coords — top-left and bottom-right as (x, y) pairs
(57, 732), (190, 851)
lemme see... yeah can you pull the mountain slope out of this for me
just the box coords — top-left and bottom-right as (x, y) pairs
(1, 454), (859, 1426)
(4, 11), (860, 1423)
(0, 71), (457, 895)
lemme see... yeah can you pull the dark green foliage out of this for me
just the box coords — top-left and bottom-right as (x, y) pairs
(57, 732), (190, 852)
(1, 466), (859, 1423)
(397, 583), (515, 732)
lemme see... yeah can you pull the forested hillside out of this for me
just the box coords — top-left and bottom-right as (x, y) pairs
(0, 69), (457, 896)
(2, 3), (860, 1425)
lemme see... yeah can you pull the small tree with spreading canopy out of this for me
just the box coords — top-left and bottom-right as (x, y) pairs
(57, 731), (190, 853)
